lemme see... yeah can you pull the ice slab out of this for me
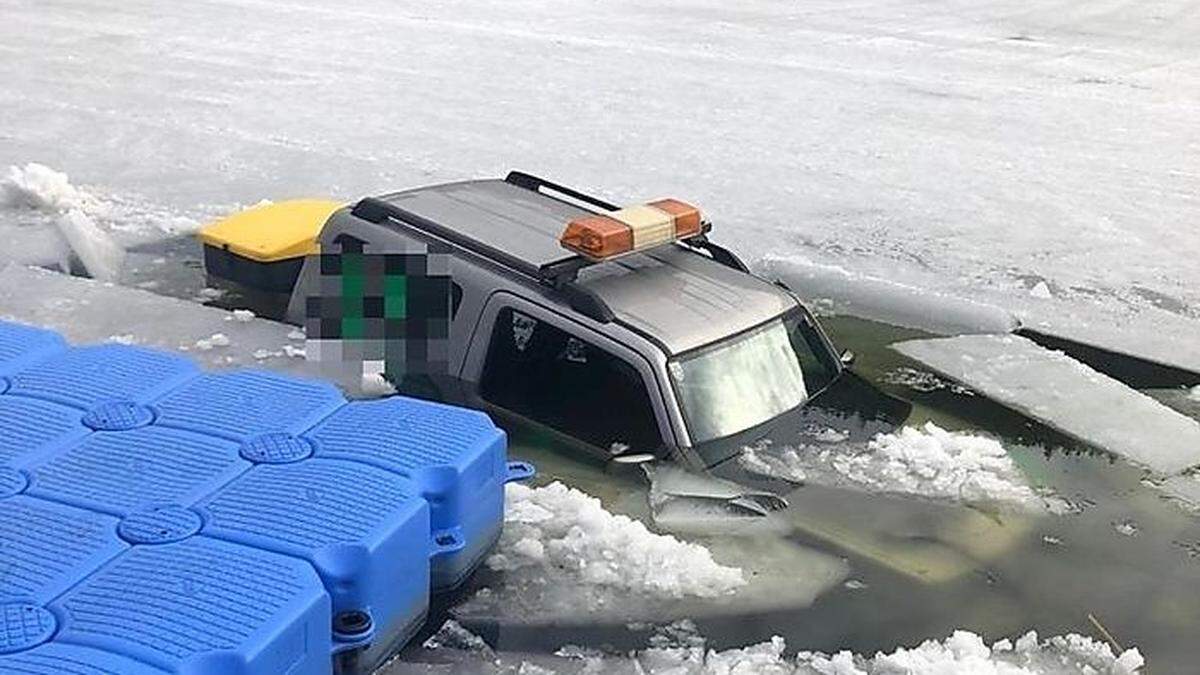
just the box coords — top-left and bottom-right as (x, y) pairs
(0, 264), (320, 376)
(894, 334), (1200, 475)
(760, 257), (1019, 336)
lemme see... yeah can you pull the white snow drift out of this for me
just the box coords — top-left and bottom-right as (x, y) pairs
(489, 482), (745, 599)
(740, 422), (1049, 511)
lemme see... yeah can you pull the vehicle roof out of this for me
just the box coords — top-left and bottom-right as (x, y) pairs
(378, 178), (796, 354)
(380, 179), (582, 269)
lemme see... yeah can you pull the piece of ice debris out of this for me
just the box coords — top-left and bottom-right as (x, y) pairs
(1042, 535), (1063, 546)
(54, 208), (125, 282)
(252, 348), (282, 360)
(1113, 520), (1139, 537)
(895, 334), (1200, 475)
(197, 287), (224, 299)
(487, 482), (745, 599)
(758, 256), (1019, 336)
(881, 367), (974, 396)
(287, 328), (305, 340)
(1029, 280), (1053, 299)
(227, 309), (255, 322)
(361, 372), (397, 397)
(807, 426), (850, 443)
(105, 333), (136, 345)
(793, 630), (1144, 674)
(151, 257), (166, 265)
(740, 443), (807, 483)
(1, 163), (101, 213)
(1190, 385), (1200, 402)
(843, 579), (867, 590)
(194, 332), (230, 350)
(422, 620), (493, 655)
(282, 344), (306, 358)
(740, 422), (1050, 511)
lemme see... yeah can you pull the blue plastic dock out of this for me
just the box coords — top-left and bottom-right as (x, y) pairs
(0, 319), (510, 675)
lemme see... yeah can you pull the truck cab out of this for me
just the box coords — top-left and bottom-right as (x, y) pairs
(201, 172), (909, 469)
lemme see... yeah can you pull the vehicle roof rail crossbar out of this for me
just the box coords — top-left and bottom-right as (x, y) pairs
(682, 237), (750, 273)
(351, 196), (616, 323)
(504, 171), (621, 212)
(558, 283), (616, 323)
(351, 197), (543, 278)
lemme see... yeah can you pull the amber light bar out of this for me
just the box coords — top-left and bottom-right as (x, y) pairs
(560, 199), (704, 260)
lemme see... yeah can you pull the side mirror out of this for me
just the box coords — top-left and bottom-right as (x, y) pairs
(840, 349), (856, 366)
(611, 452), (657, 465)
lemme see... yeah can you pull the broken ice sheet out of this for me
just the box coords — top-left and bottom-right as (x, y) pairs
(894, 334), (1200, 475)
(454, 482), (846, 625)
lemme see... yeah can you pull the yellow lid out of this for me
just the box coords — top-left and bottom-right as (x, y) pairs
(197, 199), (343, 262)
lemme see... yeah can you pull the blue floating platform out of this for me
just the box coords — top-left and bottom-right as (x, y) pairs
(0, 318), (513, 674)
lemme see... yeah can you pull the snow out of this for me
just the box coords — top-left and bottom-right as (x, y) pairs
(895, 334), (1200, 475)
(739, 422), (1050, 511)
(1190, 386), (1200, 402)
(395, 622), (1143, 675)
(488, 482), (745, 599)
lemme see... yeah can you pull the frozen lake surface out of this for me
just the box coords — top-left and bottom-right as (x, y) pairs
(2, 0), (1198, 672)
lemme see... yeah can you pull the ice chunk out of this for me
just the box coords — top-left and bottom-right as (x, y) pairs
(1, 163), (100, 212)
(456, 482), (847, 624)
(1191, 386), (1200, 402)
(738, 423), (1050, 511)
(894, 334), (1200, 474)
(759, 257), (1019, 335)
(1029, 281), (1053, 299)
(487, 482), (745, 599)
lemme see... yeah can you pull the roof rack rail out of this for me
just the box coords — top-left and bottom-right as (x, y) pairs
(506, 170), (749, 275)
(505, 171), (620, 212)
(350, 196), (617, 323)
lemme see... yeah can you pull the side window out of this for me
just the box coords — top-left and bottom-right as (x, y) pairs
(479, 308), (661, 453)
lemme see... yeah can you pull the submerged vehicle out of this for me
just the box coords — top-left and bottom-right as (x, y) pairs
(199, 172), (910, 470)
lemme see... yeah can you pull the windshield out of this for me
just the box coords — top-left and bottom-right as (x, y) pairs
(668, 311), (837, 444)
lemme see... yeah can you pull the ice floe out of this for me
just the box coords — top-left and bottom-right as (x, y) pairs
(739, 422), (1052, 512)
(894, 334), (1200, 475)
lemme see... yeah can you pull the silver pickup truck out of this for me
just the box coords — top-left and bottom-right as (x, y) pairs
(199, 172), (910, 470)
